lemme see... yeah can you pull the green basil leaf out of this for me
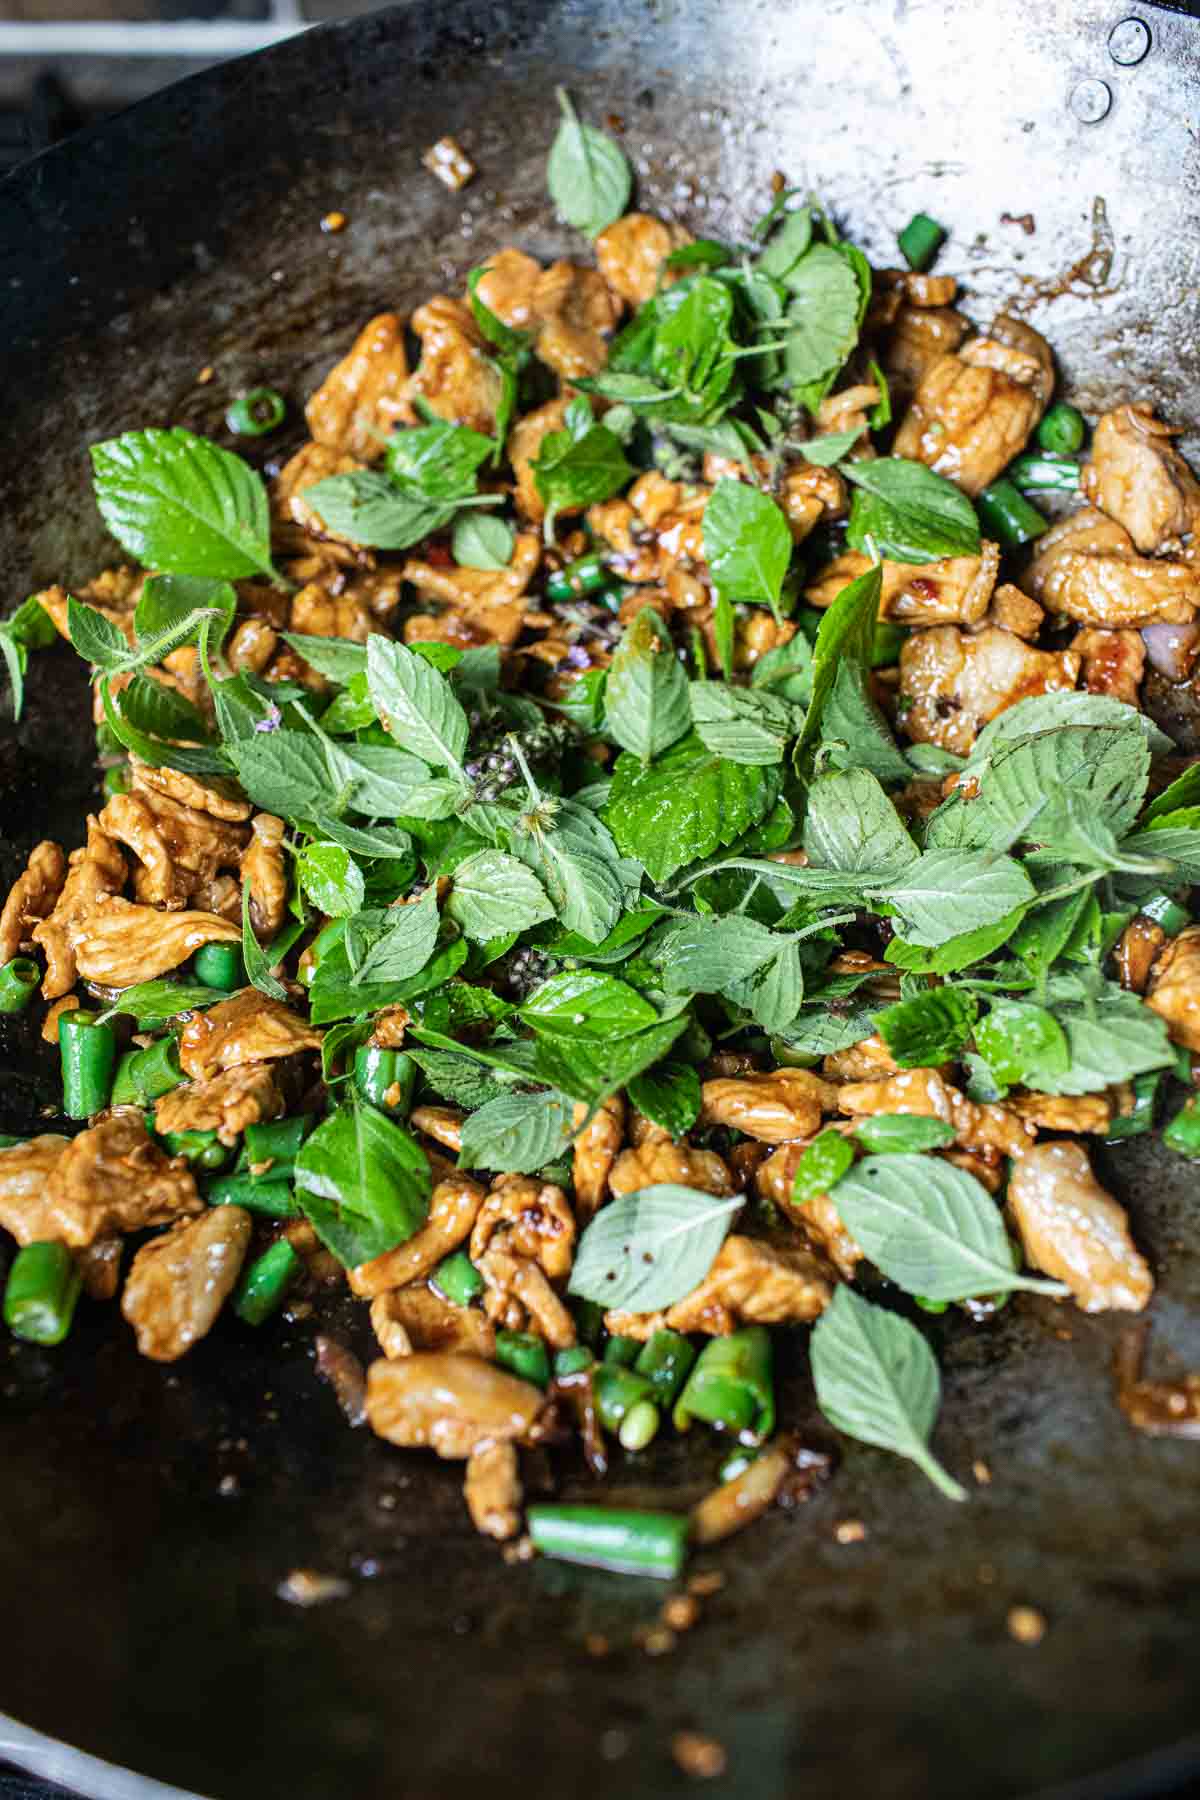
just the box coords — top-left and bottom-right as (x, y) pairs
(532, 419), (634, 520)
(310, 815), (414, 861)
(241, 882), (289, 1001)
(778, 244), (862, 386)
(850, 1115), (956, 1154)
(1037, 978), (1174, 1095)
(625, 1060), (702, 1137)
(605, 730), (779, 885)
(811, 1286), (966, 1501)
(3, 594), (56, 651)
(95, 979), (222, 1028)
(754, 207), (814, 280)
(349, 887), (441, 985)
(975, 999), (1069, 1087)
(117, 673), (212, 745)
(91, 428), (277, 581)
(0, 631), (27, 720)
(874, 986), (978, 1068)
(458, 1090), (576, 1174)
(295, 1101), (431, 1267)
(834, 1154), (1069, 1302)
(446, 849), (555, 942)
(100, 678), (228, 776)
(67, 597), (127, 672)
(519, 969), (658, 1039)
(365, 636), (469, 774)
(926, 723), (1150, 855)
(688, 682), (794, 768)
(702, 478), (793, 615)
(659, 914), (780, 995)
(281, 633), (369, 684)
(604, 606), (693, 762)
(802, 767), (918, 875)
(383, 420), (494, 498)
(531, 1013), (690, 1109)
(228, 732), (330, 817)
(969, 690), (1170, 762)
(296, 842), (365, 918)
(799, 427), (863, 467)
(407, 1048), (512, 1110)
(778, 1004), (876, 1057)
(819, 660), (912, 784)
(546, 87), (632, 237)
(567, 1183), (741, 1311)
(726, 935), (806, 1033)
(884, 905), (1027, 976)
(134, 574), (236, 653)
(301, 472), (464, 551)
(793, 562), (882, 773)
(791, 1127), (855, 1206)
(452, 512), (515, 570)
(309, 931), (467, 1025)
(881, 850), (1034, 947)
(751, 633), (813, 705)
(843, 457), (981, 564)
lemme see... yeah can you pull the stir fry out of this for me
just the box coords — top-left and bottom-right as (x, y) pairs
(4, 93), (1200, 1582)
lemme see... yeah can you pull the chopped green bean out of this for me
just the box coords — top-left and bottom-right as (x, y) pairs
(111, 1036), (183, 1108)
(159, 1128), (231, 1171)
(976, 479), (1048, 548)
(59, 1010), (117, 1119)
(1140, 891), (1191, 936)
(194, 942), (245, 991)
(634, 1329), (697, 1407)
(527, 1504), (689, 1579)
(593, 1363), (655, 1435)
(495, 1329), (552, 1387)
(674, 1327), (775, 1444)
(205, 1172), (298, 1217)
(545, 553), (617, 603)
(1164, 1094), (1200, 1159)
(1007, 450), (1081, 493)
(897, 211), (946, 271)
(240, 1114), (312, 1182)
(792, 1127), (854, 1207)
(234, 1239), (300, 1325)
(1104, 1071), (1161, 1142)
(353, 1046), (418, 1118)
(602, 1334), (641, 1368)
(717, 1445), (759, 1483)
(1036, 402), (1086, 456)
(618, 1399), (661, 1452)
(4, 1241), (81, 1345)
(554, 1345), (595, 1378)
(226, 387), (286, 437)
(432, 1249), (484, 1307)
(102, 766), (130, 799)
(0, 956), (39, 1015)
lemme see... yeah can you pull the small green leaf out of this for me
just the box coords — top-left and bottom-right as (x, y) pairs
(91, 428), (277, 581)
(519, 969), (658, 1039)
(295, 1101), (431, 1267)
(802, 767), (918, 875)
(446, 849), (555, 942)
(702, 478), (793, 616)
(568, 1184), (742, 1311)
(777, 244), (862, 386)
(458, 1090), (577, 1174)
(626, 1060), (702, 1136)
(882, 850), (1034, 948)
(850, 1115), (956, 1154)
(975, 999), (1069, 1087)
(383, 420), (494, 498)
(452, 512), (515, 570)
(605, 607), (692, 762)
(67, 598), (128, 672)
(365, 636), (470, 775)
(295, 842), (364, 918)
(605, 731), (779, 885)
(874, 987), (977, 1068)
(843, 457), (981, 564)
(791, 1127), (855, 1207)
(794, 562), (882, 773)
(241, 883), (289, 1001)
(689, 682), (795, 765)
(546, 87), (632, 237)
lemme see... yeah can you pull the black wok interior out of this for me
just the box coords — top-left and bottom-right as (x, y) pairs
(1, 3), (1200, 1796)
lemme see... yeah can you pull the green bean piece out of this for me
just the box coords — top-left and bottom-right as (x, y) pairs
(110, 1036), (184, 1108)
(1104, 1071), (1161, 1142)
(4, 1241), (82, 1345)
(0, 956), (39, 1015)
(159, 1128), (231, 1171)
(353, 1045), (418, 1119)
(674, 1326), (775, 1444)
(1140, 891), (1191, 936)
(431, 1249), (485, 1307)
(102, 766), (131, 799)
(1007, 450), (1082, 493)
(570, 1296), (607, 1347)
(527, 1504), (689, 1579)
(58, 1010), (117, 1119)
(554, 1345), (595, 1378)
(897, 211), (946, 271)
(545, 553), (616, 603)
(1036, 402), (1086, 456)
(297, 919), (347, 988)
(870, 620), (906, 669)
(494, 1329), (552, 1388)
(1164, 1094), (1200, 1159)
(593, 1363), (655, 1435)
(225, 387), (286, 438)
(617, 1399), (660, 1452)
(634, 1329), (697, 1408)
(792, 1127), (854, 1207)
(204, 1172), (298, 1218)
(233, 1239), (301, 1326)
(602, 1334), (641, 1368)
(976, 479), (1048, 548)
(194, 941), (245, 991)
(240, 1114), (312, 1182)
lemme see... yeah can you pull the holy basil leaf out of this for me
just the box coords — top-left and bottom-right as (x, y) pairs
(546, 87), (632, 237)
(365, 636), (469, 774)
(926, 723), (1149, 855)
(793, 562), (882, 773)
(970, 690), (1170, 762)
(779, 1004), (876, 1057)
(811, 1286), (966, 1501)
(228, 732), (330, 817)
(884, 905), (1027, 976)
(802, 767), (918, 875)
(688, 682), (794, 767)
(531, 419), (633, 525)
(309, 932), (468, 1025)
(625, 1060), (702, 1136)
(458, 1090), (576, 1174)
(295, 1101), (431, 1267)
(241, 883), (289, 1001)
(850, 1115), (956, 1154)
(874, 986), (977, 1067)
(294, 842), (363, 919)
(281, 633), (368, 684)
(519, 969), (658, 1039)
(567, 1183), (741, 1311)
(725, 936), (806, 1033)
(834, 1155), (1068, 1302)
(702, 478), (793, 617)
(819, 660), (912, 784)
(383, 420), (494, 498)
(1037, 978), (1174, 1095)
(975, 999), (1069, 1087)
(134, 574), (236, 653)
(777, 244), (862, 386)
(331, 742), (436, 817)
(346, 887), (440, 985)
(751, 633), (813, 705)
(605, 606), (693, 762)
(507, 816), (625, 944)
(604, 730), (779, 885)
(91, 428), (278, 582)
(650, 276), (739, 421)
(301, 471), (475, 551)
(118, 673), (212, 745)
(446, 849), (555, 942)
(452, 512), (515, 570)
(843, 457), (981, 564)
(100, 678), (228, 776)
(407, 1048), (512, 1110)
(754, 207), (814, 280)
(799, 427), (862, 467)
(531, 1013), (690, 1108)
(66, 598), (127, 672)
(881, 849), (1034, 947)
(659, 914), (779, 995)
(310, 815), (414, 862)
(95, 979), (222, 1028)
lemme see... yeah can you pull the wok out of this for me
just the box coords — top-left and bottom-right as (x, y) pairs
(1, 2), (1200, 1795)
